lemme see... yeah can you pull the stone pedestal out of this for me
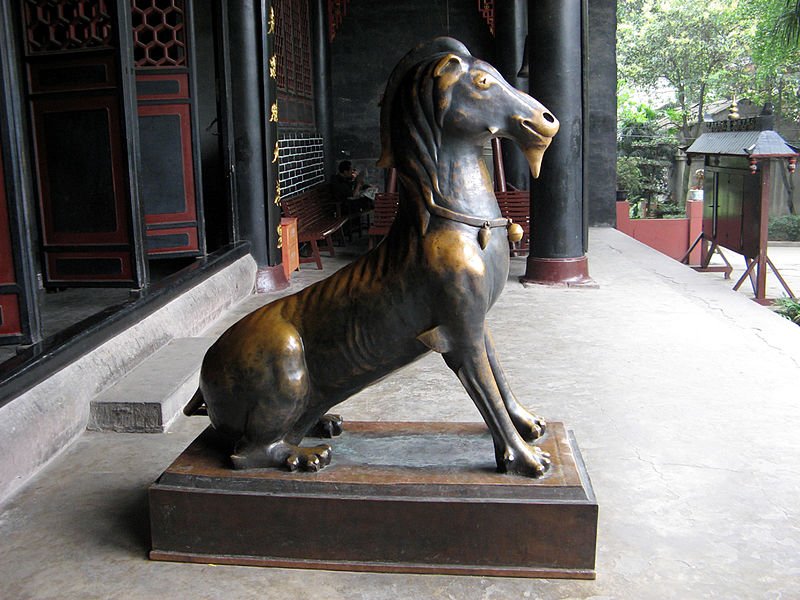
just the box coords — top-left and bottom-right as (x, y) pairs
(149, 421), (597, 579)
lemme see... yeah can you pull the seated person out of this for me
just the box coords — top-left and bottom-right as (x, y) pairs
(331, 160), (375, 215)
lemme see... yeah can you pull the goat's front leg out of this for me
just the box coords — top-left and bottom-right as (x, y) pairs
(485, 329), (547, 442)
(443, 339), (550, 478)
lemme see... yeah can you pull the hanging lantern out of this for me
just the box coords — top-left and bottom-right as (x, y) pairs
(749, 157), (758, 174)
(789, 157), (797, 174)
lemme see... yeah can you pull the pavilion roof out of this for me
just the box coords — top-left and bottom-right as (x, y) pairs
(686, 130), (798, 158)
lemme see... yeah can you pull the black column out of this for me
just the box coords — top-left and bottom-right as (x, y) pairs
(494, 0), (529, 191)
(227, 0), (286, 291)
(310, 0), (334, 181)
(522, 0), (591, 285)
(586, 0), (617, 226)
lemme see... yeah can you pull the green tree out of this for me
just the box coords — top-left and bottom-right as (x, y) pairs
(775, 0), (800, 43)
(733, 0), (800, 128)
(619, 0), (800, 135)
(618, 1), (750, 142)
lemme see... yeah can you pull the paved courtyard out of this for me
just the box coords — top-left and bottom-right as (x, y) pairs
(1, 228), (799, 599)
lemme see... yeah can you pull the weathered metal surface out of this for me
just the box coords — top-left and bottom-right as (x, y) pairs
(149, 421), (597, 578)
(189, 37), (559, 476)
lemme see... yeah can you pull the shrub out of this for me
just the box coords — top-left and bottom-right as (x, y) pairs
(616, 156), (642, 197)
(774, 297), (800, 325)
(768, 215), (800, 241)
(653, 201), (685, 219)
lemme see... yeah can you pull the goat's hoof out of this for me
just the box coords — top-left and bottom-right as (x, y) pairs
(285, 444), (333, 472)
(308, 414), (344, 438)
(499, 445), (551, 478)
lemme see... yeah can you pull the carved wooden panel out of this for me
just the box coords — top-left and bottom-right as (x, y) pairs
(22, 0), (113, 53)
(132, 0), (201, 257)
(132, 0), (187, 67)
(23, 0), (138, 286)
(275, 0), (314, 127)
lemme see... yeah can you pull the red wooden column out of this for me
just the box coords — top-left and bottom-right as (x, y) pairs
(755, 162), (771, 301)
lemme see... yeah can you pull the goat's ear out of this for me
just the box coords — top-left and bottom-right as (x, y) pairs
(433, 53), (466, 89)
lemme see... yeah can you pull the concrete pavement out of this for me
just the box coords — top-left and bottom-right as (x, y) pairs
(1, 227), (799, 599)
(706, 241), (800, 301)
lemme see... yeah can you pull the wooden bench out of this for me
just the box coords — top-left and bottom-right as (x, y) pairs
(495, 190), (530, 256)
(281, 186), (348, 269)
(367, 192), (400, 248)
(363, 190), (530, 255)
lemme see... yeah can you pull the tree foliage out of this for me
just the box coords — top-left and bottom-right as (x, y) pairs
(618, 0), (800, 141)
(775, 0), (800, 44)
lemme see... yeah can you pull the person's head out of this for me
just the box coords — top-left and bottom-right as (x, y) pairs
(338, 160), (353, 176)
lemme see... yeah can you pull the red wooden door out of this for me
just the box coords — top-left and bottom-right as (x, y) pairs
(132, 0), (204, 257)
(0, 149), (23, 339)
(22, 0), (142, 287)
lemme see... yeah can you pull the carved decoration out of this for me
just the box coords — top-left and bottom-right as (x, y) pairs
(23, 0), (113, 54)
(478, 0), (494, 36)
(327, 0), (348, 42)
(131, 0), (187, 68)
(274, 0), (314, 126)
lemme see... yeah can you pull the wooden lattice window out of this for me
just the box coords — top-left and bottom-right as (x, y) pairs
(131, 0), (187, 68)
(274, 0), (314, 127)
(23, 0), (114, 54)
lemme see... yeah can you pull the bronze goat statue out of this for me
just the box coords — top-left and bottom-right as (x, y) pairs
(186, 38), (559, 477)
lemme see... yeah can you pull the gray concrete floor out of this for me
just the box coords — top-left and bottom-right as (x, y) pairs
(706, 241), (800, 301)
(2, 228), (800, 599)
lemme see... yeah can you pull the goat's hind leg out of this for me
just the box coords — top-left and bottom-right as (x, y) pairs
(228, 333), (332, 472)
(231, 390), (332, 472)
(485, 329), (546, 442)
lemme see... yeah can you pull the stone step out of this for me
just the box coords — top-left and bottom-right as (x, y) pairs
(88, 337), (216, 433)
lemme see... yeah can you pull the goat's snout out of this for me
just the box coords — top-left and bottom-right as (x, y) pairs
(519, 110), (559, 140)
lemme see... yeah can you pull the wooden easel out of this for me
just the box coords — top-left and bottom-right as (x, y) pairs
(680, 233), (733, 279)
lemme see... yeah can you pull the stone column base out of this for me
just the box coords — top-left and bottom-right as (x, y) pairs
(521, 255), (597, 288)
(255, 264), (290, 293)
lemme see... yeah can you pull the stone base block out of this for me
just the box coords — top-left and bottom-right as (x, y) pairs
(149, 421), (597, 579)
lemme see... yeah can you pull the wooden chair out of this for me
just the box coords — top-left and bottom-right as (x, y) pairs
(367, 192), (400, 248)
(495, 190), (530, 256)
(281, 187), (348, 269)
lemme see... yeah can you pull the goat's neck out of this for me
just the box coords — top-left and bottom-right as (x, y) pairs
(434, 142), (500, 219)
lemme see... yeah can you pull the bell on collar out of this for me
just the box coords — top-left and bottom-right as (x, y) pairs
(507, 221), (523, 243)
(478, 224), (491, 249)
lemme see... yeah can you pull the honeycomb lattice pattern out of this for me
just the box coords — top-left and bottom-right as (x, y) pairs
(132, 0), (186, 68)
(274, 0), (312, 99)
(23, 0), (114, 54)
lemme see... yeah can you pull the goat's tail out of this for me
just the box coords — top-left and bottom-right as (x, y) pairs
(183, 388), (205, 416)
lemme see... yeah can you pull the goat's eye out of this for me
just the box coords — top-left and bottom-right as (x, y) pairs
(474, 73), (492, 89)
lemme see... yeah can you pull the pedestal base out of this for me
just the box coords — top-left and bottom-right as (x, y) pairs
(149, 421), (597, 579)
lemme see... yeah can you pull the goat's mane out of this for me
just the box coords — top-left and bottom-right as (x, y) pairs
(377, 38), (472, 226)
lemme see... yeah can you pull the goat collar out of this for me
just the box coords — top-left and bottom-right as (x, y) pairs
(423, 194), (510, 249)
(424, 194), (509, 230)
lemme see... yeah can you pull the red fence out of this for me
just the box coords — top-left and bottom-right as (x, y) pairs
(615, 200), (703, 265)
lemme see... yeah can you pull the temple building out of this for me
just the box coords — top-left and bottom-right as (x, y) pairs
(0, 0), (616, 511)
